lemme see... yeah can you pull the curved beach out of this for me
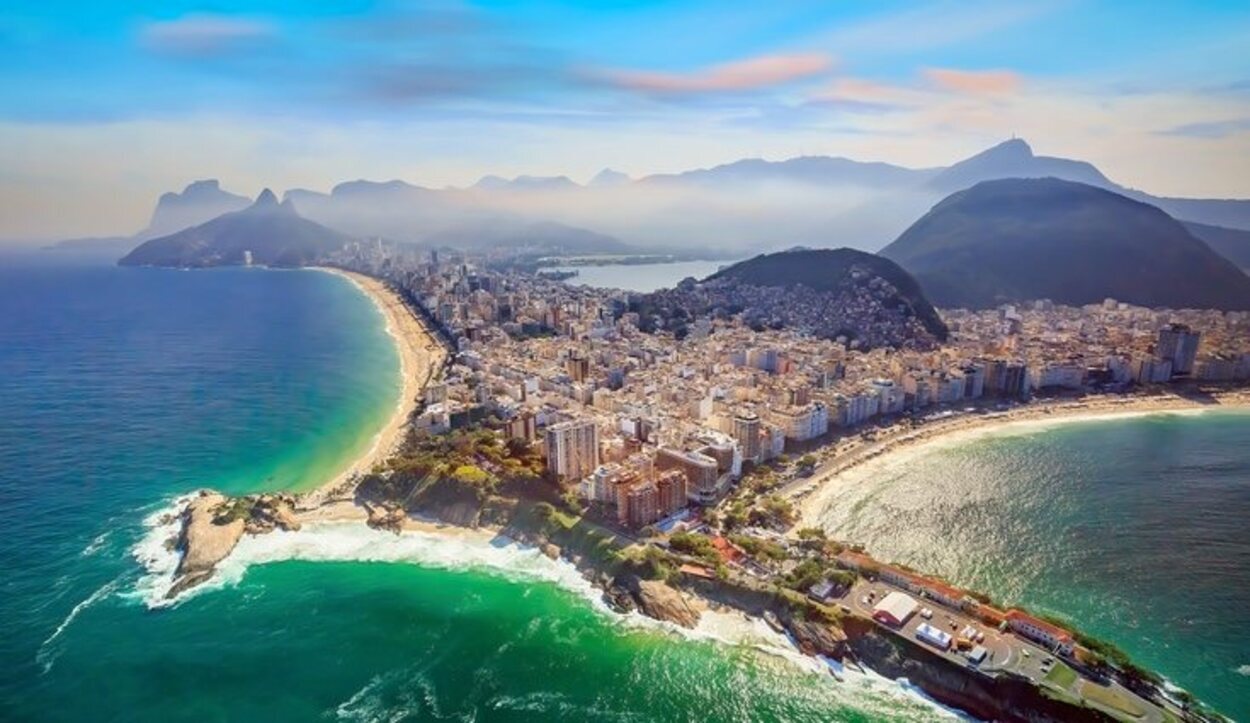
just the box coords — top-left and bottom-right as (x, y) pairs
(793, 388), (1250, 526)
(305, 268), (447, 506)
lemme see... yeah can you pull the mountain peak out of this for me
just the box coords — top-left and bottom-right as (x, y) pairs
(254, 188), (280, 207)
(183, 179), (223, 195)
(959, 138), (1034, 167)
(589, 168), (630, 187)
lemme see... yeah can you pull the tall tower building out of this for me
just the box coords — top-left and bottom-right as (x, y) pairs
(1156, 324), (1200, 376)
(732, 411), (762, 464)
(544, 419), (600, 483)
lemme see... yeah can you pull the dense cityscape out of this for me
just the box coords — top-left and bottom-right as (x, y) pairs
(337, 242), (1248, 529)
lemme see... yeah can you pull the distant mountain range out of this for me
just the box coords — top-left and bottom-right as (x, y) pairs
(44, 137), (1250, 286)
(143, 179), (252, 239)
(880, 178), (1250, 311)
(119, 190), (350, 268)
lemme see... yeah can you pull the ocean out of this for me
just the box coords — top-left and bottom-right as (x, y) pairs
(811, 410), (1250, 720)
(0, 252), (955, 723)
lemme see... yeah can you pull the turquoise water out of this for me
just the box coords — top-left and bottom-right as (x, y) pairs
(0, 253), (950, 722)
(813, 411), (1250, 719)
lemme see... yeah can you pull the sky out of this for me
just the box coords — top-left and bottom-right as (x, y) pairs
(2, 0), (1250, 239)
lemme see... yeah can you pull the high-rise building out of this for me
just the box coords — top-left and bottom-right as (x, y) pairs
(656, 469), (689, 516)
(1156, 324), (1200, 376)
(544, 419), (599, 483)
(656, 447), (719, 497)
(732, 411), (761, 464)
(565, 352), (590, 382)
(616, 477), (659, 528)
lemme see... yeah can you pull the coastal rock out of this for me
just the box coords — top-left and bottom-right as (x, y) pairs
(541, 543), (561, 560)
(169, 491), (245, 598)
(365, 503), (406, 533)
(245, 494), (302, 534)
(786, 618), (848, 659)
(610, 574), (701, 628)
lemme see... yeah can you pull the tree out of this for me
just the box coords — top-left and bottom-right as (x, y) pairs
(798, 454), (817, 469)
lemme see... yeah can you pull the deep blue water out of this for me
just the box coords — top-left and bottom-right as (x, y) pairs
(0, 253), (946, 723)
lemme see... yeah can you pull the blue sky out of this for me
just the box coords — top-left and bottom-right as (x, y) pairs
(2, 0), (1249, 238)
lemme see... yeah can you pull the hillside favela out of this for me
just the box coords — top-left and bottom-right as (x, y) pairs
(3, 3), (1250, 723)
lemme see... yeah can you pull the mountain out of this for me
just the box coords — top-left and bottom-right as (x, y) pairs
(472, 175), (579, 192)
(880, 178), (1250, 310)
(143, 180), (251, 238)
(928, 139), (1112, 194)
(706, 247), (948, 340)
(588, 169), (631, 187)
(119, 190), (351, 268)
(1185, 221), (1250, 270)
(644, 156), (936, 189)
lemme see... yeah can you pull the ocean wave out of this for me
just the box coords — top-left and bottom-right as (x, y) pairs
(1237, 664), (1250, 677)
(130, 505), (971, 720)
(124, 493), (197, 607)
(80, 530), (110, 556)
(36, 577), (122, 673)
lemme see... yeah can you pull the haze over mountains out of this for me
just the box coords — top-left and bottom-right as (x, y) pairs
(119, 190), (349, 268)
(59, 138), (1250, 260)
(49, 136), (1250, 311)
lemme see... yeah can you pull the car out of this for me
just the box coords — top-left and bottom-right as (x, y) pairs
(1022, 649), (1031, 658)
(921, 608), (933, 619)
(860, 596), (870, 606)
(1043, 656), (1054, 664)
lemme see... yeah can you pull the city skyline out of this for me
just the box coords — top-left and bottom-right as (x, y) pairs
(3, 0), (1250, 239)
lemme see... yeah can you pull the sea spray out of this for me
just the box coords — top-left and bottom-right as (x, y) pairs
(36, 577), (123, 673)
(129, 508), (970, 720)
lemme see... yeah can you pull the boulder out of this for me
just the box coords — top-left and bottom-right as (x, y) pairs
(609, 574), (701, 628)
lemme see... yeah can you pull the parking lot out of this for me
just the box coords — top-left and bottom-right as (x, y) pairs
(845, 580), (1050, 675)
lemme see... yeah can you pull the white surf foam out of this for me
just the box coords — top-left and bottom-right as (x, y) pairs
(130, 505), (973, 720)
(36, 577), (121, 673)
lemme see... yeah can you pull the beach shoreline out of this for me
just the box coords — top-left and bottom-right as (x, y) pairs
(792, 388), (1250, 526)
(303, 267), (447, 506)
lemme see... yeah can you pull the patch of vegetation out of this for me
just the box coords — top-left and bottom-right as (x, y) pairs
(750, 495), (796, 528)
(212, 497), (257, 525)
(729, 534), (787, 562)
(668, 532), (721, 566)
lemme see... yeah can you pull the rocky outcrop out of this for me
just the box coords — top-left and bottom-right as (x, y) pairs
(365, 503), (407, 533)
(244, 494), (302, 534)
(607, 574), (701, 628)
(169, 491), (245, 599)
(786, 618), (849, 659)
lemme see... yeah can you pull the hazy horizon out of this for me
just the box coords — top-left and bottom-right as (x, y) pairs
(3, 0), (1250, 241)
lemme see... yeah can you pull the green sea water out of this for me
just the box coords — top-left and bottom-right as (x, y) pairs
(0, 254), (955, 723)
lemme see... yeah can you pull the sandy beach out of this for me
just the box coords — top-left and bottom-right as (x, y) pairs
(792, 387), (1250, 526)
(302, 267), (448, 507)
